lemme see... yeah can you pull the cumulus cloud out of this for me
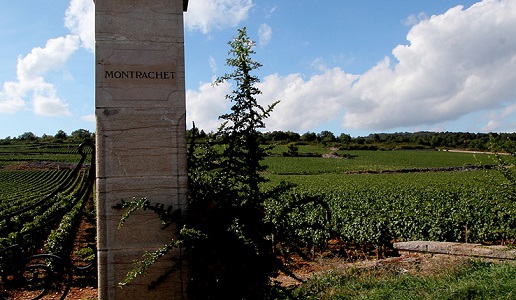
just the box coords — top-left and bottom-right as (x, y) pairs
(185, 0), (253, 34)
(258, 23), (272, 47)
(65, 0), (95, 51)
(186, 81), (232, 131)
(187, 0), (516, 134)
(33, 91), (72, 117)
(0, 97), (25, 114)
(0, 0), (93, 116)
(256, 70), (358, 132)
(344, 0), (516, 131)
(17, 36), (80, 80)
(1, 35), (79, 115)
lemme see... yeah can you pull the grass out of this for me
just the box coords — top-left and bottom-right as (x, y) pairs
(286, 259), (516, 299)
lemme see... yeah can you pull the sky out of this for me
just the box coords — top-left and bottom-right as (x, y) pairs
(1, 0), (516, 139)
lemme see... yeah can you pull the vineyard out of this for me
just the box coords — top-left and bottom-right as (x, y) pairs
(0, 141), (95, 299)
(1, 139), (515, 298)
(264, 148), (505, 174)
(262, 148), (516, 259)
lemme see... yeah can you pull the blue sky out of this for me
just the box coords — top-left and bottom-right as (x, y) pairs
(1, 0), (515, 138)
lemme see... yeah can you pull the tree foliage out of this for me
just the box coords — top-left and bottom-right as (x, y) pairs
(186, 27), (281, 299)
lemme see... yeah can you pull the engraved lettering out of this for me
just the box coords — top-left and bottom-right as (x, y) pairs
(105, 70), (176, 80)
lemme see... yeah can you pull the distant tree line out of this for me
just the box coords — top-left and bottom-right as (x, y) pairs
(188, 129), (516, 151)
(3, 128), (515, 152)
(0, 129), (95, 145)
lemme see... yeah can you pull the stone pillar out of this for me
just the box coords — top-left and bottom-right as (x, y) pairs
(95, 1), (188, 299)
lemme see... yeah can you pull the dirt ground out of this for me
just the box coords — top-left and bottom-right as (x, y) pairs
(8, 248), (512, 299)
(273, 252), (472, 288)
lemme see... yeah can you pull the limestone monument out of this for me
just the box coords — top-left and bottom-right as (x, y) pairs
(95, 0), (189, 299)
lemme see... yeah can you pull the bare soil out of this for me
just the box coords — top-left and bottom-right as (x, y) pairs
(273, 252), (471, 288)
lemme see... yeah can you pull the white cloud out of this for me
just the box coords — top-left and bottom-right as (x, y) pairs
(33, 90), (72, 117)
(310, 57), (328, 72)
(258, 23), (272, 47)
(186, 81), (232, 131)
(343, 0), (516, 131)
(265, 5), (277, 18)
(81, 114), (95, 122)
(1, 35), (79, 116)
(482, 120), (500, 132)
(17, 36), (80, 81)
(186, 68), (358, 133)
(0, 96), (25, 114)
(209, 55), (218, 74)
(184, 0), (253, 34)
(481, 103), (516, 131)
(186, 0), (516, 134)
(0, 0), (94, 117)
(403, 12), (429, 26)
(65, 0), (95, 52)
(257, 70), (358, 132)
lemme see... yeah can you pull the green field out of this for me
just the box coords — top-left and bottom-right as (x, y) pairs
(1, 144), (515, 249)
(0, 142), (94, 253)
(262, 148), (516, 249)
(0, 142), (91, 168)
(264, 148), (508, 174)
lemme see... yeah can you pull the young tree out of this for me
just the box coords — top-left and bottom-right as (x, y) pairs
(187, 27), (280, 298)
(212, 27), (278, 205)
